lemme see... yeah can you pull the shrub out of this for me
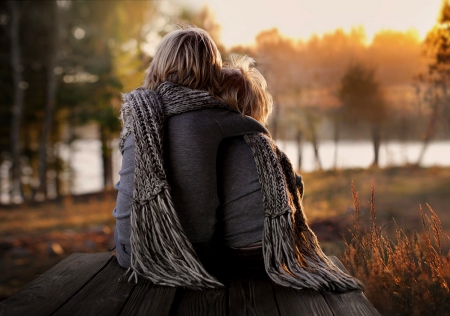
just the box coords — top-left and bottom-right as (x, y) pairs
(342, 182), (450, 316)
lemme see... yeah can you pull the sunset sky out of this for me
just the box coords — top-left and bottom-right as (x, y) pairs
(175, 0), (442, 48)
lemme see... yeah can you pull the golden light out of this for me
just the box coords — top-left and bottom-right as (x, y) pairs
(178, 0), (442, 47)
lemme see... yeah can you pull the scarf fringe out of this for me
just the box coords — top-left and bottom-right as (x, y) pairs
(245, 134), (363, 292)
(263, 214), (362, 291)
(125, 189), (223, 290)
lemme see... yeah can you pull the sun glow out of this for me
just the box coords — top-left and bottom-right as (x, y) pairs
(177, 0), (442, 48)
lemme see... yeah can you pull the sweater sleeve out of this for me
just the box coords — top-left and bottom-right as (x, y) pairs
(112, 135), (134, 267)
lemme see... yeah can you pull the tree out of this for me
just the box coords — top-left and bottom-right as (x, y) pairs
(35, 0), (67, 200)
(8, 1), (26, 203)
(254, 28), (299, 140)
(85, 1), (154, 190)
(1, 1), (61, 201)
(0, 3), (13, 157)
(415, 0), (450, 165)
(339, 63), (387, 167)
(330, 106), (344, 169)
(0, 0), (159, 202)
(305, 110), (323, 170)
(39, 0), (154, 195)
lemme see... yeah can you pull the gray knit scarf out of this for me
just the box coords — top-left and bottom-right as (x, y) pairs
(119, 81), (362, 292)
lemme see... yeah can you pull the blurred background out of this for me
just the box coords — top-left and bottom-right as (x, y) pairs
(1, 0), (449, 301)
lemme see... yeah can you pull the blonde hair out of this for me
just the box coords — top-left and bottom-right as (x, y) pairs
(144, 27), (222, 95)
(218, 54), (273, 124)
(144, 28), (272, 123)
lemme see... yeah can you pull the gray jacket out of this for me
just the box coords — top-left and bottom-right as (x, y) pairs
(113, 108), (268, 268)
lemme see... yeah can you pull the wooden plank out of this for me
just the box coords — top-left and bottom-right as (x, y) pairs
(322, 291), (381, 316)
(171, 288), (226, 316)
(229, 275), (280, 316)
(120, 280), (176, 316)
(272, 284), (334, 316)
(53, 257), (135, 316)
(324, 256), (381, 316)
(0, 253), (113, 316)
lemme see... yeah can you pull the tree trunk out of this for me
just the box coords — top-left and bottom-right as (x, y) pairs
(306, 116), (322, 171)
(271, 103), (280, 141)
(311, 130), (322, 171)
(36, 1), (63, 200)
(54, 143), (62, 198)
(9, 1), (25, 203)
(417, 98), (439, 166)
(296, 130), (303, 171)
(100, 126), (114, 191)
(371, 125), (381, 167)
(333, 116), (340, 170)
(65, 118), (76, 195)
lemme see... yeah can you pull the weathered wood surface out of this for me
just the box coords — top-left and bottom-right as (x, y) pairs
(54, 256), (135, 316)
(0, 253), (381, 316)
(275, 285), (334, 315)
(325, 256), (381, 316)
(0, 252), (113, 316)
(229, 274), (279, 315)
(171, 287), (226, 316)
(120, 280), (177, 316)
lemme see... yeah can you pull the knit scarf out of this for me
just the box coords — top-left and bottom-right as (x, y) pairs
(119, 81), (362, 292)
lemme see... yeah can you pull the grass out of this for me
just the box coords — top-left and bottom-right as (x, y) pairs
(302, 166), (450, 247)
(0, 193), (117, 300)
(0, 193), (116, 237)
(342, 181), (450, 316)
(0, 166), (449, 310)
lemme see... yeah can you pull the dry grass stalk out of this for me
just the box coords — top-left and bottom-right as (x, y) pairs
(342, 181), (450, 316)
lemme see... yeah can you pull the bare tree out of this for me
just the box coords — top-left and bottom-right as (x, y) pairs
(254, 29), (298, 141)
(331, 109), (342, 169)
(416, 91), (439, 165)
(35, 0), (66, 200)
(8, 1), (25, 203)
(296, 130), (303, 171)
(339, 63), (387, 167)
(305, 110), (323, 170)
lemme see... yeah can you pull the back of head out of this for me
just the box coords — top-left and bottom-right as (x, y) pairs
(144, 27), (222, 95)
(219, 54), (273, 124)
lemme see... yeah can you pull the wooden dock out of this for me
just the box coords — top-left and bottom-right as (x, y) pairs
(0, 253), (380, 315)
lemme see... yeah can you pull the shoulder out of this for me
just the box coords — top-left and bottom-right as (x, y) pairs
(167, 108), (268, 139)
(166, 107), (257, 136)
(166, 108), (228, 139)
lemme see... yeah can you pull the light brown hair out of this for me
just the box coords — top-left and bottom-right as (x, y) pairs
(144, 27), (222, 95)
(144, 28), (272, 123)
(219, 54), (273, 124)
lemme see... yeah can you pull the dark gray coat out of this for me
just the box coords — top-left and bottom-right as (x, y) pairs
(113, 108), (267, 268)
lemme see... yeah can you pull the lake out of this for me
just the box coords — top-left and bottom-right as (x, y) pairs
(1, 139), (450, 202)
